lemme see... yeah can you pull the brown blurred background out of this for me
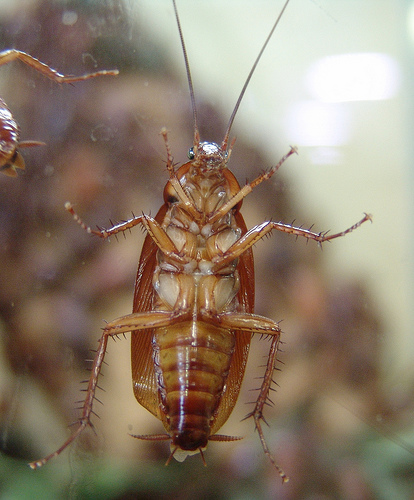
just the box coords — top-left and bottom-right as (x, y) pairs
(0, 1), (413, 499)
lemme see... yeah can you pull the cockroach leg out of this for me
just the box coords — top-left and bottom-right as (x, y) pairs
(243, 335), (288, 483)
(208, 146), (297, 225)
(0, 139), (46, 177)
(265, 212), (373, 244)
(215, 312), (281, 334)
(141, 215), (189, 263)
(161, 129), (199, 219)
(212, 213), (372, 273)
(28, 329), (111, 470)
(105, 310), (189, 334)
(28, 308), (188, 469)
(219, 312), (287, 481)
(0, 49), (119, 82)
(206, 307), (286, 480)
(65, 203), (190, 266)
(160, 128), (175, 175)
(0, 50), (117, 177)
(65, 202), (146, 239)
(130, 433), (170, 441)
(199, 448), (207, 467)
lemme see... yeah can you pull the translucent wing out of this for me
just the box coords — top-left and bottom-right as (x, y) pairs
(130, 204), (168, 418)
(211, 210), (254, 434)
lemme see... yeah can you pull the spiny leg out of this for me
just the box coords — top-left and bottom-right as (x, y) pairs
(28, 327), (111, 469)
(244, 334), (289, 483)
(28, 309), (185, 469)
(66, 130), (199, 237)
(160, 128), (199, 219)
(203, 309), (287, 480)
(209, 307), (287, 480)
(212, 213), (372, 272)
(65, 202), (146, 239)
(65, 203), (190, 267)
(208, 146), (297, 224)
(0, 49), (118, 82)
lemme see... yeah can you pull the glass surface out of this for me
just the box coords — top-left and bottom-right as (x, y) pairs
(0, 1), (412, 498)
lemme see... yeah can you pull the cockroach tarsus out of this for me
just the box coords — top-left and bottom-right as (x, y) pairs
(0, 49), (118, 177)
(28, 0), (371, 482)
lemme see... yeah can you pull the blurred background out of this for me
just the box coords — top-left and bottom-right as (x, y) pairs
(0, 0), (413, 498)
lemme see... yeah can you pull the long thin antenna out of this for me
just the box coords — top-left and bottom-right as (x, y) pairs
(172, 0), (199, 146)
(222, 0), (291, 150)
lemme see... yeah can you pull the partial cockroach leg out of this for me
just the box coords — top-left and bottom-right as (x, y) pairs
(208, 146), (298, 225)
(65, 202), (146, 239)
(28, 308), (188, 470)
(243, 335), (288, 483)
(212, 213), (372, 272)
(0, 49), (118, 83)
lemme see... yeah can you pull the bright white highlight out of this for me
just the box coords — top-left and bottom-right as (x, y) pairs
(286, 100), (350, 147)
(306, 53), (400, 103)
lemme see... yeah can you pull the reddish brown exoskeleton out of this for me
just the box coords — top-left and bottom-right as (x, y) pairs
(29, 0), (371, 481)
(0, 49), (118, 177)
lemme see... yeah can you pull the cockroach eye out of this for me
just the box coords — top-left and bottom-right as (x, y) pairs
(167, 195), (179, 204)
(188, 148), (195, 160)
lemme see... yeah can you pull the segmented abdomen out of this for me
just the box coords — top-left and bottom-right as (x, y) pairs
(154, 321), (235, 451)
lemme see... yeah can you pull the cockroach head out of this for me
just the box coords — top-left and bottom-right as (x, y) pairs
(173, 0), (291, 170)
(188, 141), (228, 171)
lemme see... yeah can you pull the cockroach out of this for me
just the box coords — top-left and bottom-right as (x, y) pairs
(28, 0), (371, 481)
(0, 49), (118, 177)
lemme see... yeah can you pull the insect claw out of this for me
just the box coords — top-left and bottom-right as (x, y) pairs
(199, 448), (207, 466)
(165, 447), (177, 466)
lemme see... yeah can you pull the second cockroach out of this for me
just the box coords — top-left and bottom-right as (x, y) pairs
(0, 49), (118, 177)
(29, 0), (371, 481)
